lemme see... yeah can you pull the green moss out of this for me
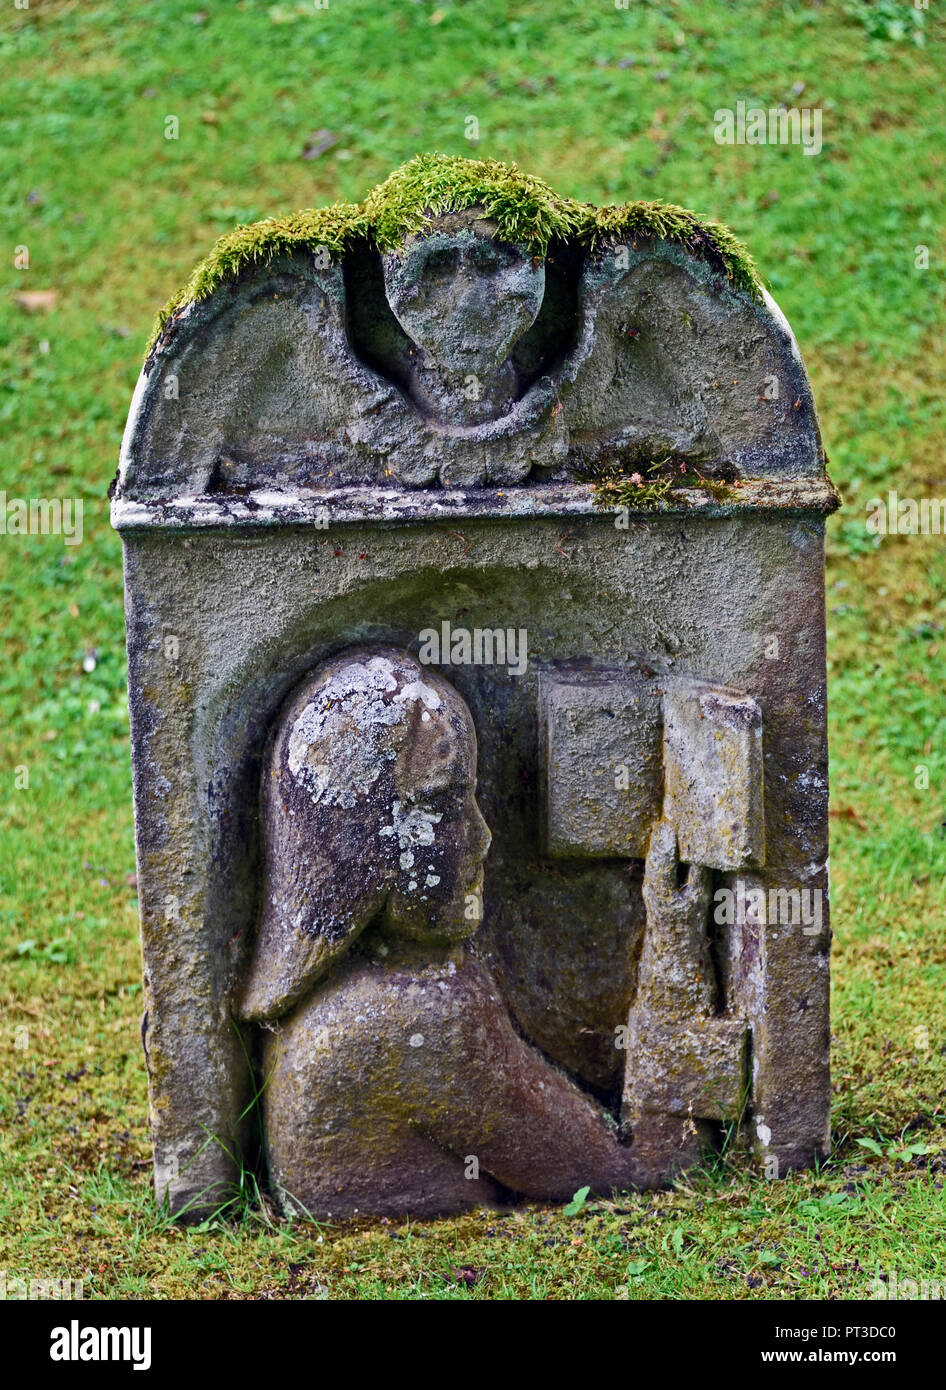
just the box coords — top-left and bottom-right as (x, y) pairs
(147, 152), (764, 352)
(148, 201), (369, 348)
(362, 151), (586, 252)
(586, 457), (737, 512)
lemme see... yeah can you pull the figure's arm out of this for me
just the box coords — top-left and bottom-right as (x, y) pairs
(236, 913), (370, 1023)
(426, 969), (638, 1200)
(638, 819), (714, 1016)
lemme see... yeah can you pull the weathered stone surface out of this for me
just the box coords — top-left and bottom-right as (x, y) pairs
(115, 159), (836, 1219)
(540, 669), (663, 859)
(263, 947), (642, 1218)
(238, 649), (490, 1025)
(664, 683), (765, 871)
(121, 207), (822, 501)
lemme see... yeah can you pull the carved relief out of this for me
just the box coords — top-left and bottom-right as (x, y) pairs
(115, 159), (834, 1220)
(239, 650), (638, 1217)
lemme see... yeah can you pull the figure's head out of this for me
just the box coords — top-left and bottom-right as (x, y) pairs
(260, 648), (490, 960)
(382, 210), (545, 377)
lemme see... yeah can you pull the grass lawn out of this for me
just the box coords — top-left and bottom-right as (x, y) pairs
(0, 0), (944, 1300)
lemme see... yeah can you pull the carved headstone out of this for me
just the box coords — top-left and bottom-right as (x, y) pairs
(114, 155), (838, 1219)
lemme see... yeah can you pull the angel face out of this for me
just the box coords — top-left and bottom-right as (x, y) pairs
(382, 222), (545, 377)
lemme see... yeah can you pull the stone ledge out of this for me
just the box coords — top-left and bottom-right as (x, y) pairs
(111, 476), (840, 532)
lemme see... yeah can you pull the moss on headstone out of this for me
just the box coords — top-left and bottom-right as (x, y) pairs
(147, 152), (764, 352)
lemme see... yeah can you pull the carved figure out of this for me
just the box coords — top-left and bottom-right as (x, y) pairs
(239, 649), (638, 1218)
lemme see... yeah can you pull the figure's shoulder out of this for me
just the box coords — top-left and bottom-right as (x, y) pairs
(290, 950), (503, 1036)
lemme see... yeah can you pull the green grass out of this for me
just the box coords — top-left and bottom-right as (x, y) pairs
(1, 0), (945, 1300)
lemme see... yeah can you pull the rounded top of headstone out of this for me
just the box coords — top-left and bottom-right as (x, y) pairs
(114, 154), (837, 523)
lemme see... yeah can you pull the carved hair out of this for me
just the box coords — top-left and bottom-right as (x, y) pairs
(238, 647), (477, 1021)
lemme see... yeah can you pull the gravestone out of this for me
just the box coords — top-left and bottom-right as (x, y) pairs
(113, 155), (839, 1220)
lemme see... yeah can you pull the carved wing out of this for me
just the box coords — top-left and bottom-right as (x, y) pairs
(559, 244), (823, 479)
(120, 254), (416, 500)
